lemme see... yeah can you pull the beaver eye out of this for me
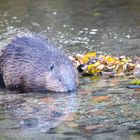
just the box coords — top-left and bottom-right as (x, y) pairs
(50, 64), (54, 70)
(58, 78), (62, 82)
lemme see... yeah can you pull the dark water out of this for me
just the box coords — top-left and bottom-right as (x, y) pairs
(0, 0), (140, 55)
(0, 0), (140, 140)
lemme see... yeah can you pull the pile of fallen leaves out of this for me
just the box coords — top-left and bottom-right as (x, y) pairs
(70, 52), (140, 78)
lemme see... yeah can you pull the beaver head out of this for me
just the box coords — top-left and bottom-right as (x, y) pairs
(0, 34), (78, 92)
(37, 51), (78, 92)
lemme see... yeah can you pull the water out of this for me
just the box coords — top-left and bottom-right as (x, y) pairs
(0, 0), (140, 55)
(0, 0), (140, 140)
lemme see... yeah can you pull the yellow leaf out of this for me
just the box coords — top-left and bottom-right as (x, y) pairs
(91, 67), (101, 74)
(87, 64), (101, 74)
(94, 62), (101, 67)
(82, 52), (96, 63)
(87, 64), (95, 70)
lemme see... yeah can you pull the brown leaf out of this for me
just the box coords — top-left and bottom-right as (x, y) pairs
(41, 97), (54, 103)
(88, 110), (107, 116)
(92, 95), (111, 103)
(79, 89), (95, 95)
(127, 63), (136, 71)
(85, 124), (104, 131)
(135, 88), (140, 91)
(66, 123), (79, 128)
(62, 113), (77, 122)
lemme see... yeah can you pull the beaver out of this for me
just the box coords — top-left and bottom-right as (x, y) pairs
(0, 34), (78, 92)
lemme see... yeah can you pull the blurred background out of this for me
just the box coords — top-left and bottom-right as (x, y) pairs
(0, 0), (140, 56)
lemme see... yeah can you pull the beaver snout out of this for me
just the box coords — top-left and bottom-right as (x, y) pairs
(65, 80), (77, 92)
(57, 65), (78, 92)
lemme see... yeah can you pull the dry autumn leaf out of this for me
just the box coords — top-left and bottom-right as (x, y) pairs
(72, 51), (139, 78)
(92, 95), (111, 103)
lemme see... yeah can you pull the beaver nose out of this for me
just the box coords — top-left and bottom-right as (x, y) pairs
(67, 83), (77, 92)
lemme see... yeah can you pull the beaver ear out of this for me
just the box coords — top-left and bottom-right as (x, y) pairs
(49, 64), (54, 70)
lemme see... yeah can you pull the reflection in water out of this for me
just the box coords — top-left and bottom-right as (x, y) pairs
(0, 91), (79, 139)
(0, 77), (140, 140)
(92, 133), (140, 140)
(0, 81), (140, 139)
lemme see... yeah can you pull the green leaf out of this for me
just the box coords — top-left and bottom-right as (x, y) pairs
(131, 79), (140, 85)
